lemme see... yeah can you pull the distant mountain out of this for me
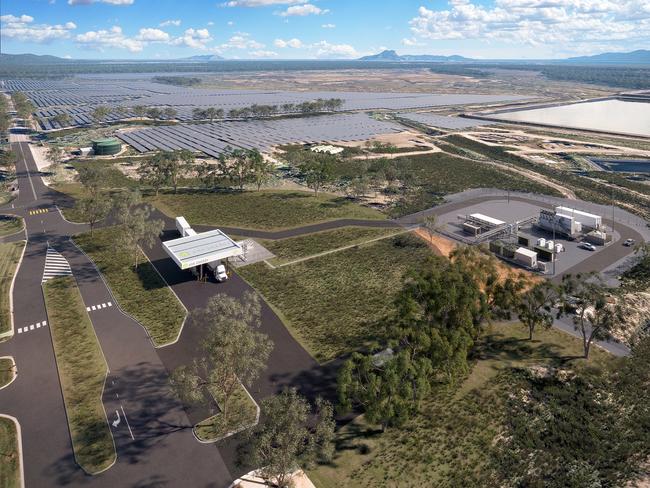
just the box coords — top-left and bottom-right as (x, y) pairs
(566, 50), (650, 64)
(358, 50), (470, 62)
(182, 54), (225, 62)
(0, 53), (70, 64)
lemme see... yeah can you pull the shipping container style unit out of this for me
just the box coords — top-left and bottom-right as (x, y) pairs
(555, 206), (602, 231)
(514, 247), (538, 268)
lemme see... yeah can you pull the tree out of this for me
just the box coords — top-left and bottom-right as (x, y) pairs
(348, 176), (370, 200)
(91, 105), (111, 124)
(52, 113), (72, 128)
(558, 273), (623, 358)
(247, 388), (335, 488)
(250, 151), (274, 191)
(132, 105), (147, 118)
(422, 214), (438, 244)
(172, 292), (273, 430)
(298, 153), (335, 196)
(192, 108), (206, 120)
(146, 107), (163, 120)
(74, 193), (110, 236)
(137, 153), (172, 196)
(517, 280), (557, 340)
(338, 350), (432, 431)
(45, 145), (64, 168)
(116, 204), (163, 268)
(218, 148), (260, 191)
(204, 107), (223, 123)
(77, 165), (108, 197)
(163, 107), (177, 120)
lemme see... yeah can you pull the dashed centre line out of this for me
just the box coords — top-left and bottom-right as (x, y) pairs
(87, 302), (113, 312)
(17, 320), (47, 335)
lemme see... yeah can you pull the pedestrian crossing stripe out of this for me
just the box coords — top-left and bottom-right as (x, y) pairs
(17, 321), (47, 335)
(29, 208), (49, 215)
(42, 246), (73, 283)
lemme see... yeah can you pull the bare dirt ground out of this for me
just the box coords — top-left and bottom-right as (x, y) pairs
(196, 68), (614, 99)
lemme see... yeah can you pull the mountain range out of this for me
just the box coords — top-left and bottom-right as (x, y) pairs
(357, 50), (470, 62)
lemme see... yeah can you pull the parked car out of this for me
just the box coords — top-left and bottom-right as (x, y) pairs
(579, 242), (596, 251)
(623, 238), (635, 247)
(207, 261), (228, 282)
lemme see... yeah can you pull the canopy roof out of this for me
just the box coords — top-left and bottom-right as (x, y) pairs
(162, 229), (243, 269)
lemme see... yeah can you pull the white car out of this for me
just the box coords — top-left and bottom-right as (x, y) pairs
(623, 238), (635, 247)
(214, 264), (228, 282)
(579, 242), (596, 251)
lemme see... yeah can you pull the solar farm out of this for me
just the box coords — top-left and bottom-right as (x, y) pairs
(116, 113), (404, 156)
(0, 76), (527, 130)
(396, 111), (494, 129)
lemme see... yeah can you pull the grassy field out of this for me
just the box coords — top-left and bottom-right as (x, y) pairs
(0, 357), (15, 388)
(43, 276), (115, 474)
(149, 189), (386, 231)
(0, 417), (20, 488)
(238, 233), (434, 362)
(0, 242), (25, 338)
(260, 226), (398, 265)
(74, 227), (186, 347)
(194, 383), (258, 442)
(309, 322), (612, 488)
(0, 216), (22, 238)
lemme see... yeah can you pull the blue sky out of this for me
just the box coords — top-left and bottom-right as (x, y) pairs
(1, 0), (649, 60)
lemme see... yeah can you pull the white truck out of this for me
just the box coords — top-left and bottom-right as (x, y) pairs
(207, 261), (228, 282)
(175, 216), (192, 237)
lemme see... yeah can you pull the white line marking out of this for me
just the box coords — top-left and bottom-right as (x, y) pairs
(18, 143), (37, 201)
(101, 303), (107, 308)
(107, 302), (112, 307)
(120, 405), (135, 440)
(17, 328), (22, 334)
(36, 323), (41, 328)
(86, 307), (91, 312)
(43, 321), (47, 326)
(91, 306), (96, 311)
(29, 325), (34, 331)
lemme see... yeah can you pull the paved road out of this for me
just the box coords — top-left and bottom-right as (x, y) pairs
(0, 142), (232, 488)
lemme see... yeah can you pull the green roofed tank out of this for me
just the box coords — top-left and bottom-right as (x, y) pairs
(92, 138), (121, 156)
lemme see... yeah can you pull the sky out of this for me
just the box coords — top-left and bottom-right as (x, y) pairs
(1, 0), (649, 60)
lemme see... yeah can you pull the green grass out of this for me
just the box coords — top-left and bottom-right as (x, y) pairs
(74, 227), (186, 347)
(194, 382), (258, 442)
(0, 417), (20, 488)
(0, 357), (15, 388)
(149, 189), (386, 231)
(0, 216), (23, 238)
(238, 233), (434, 362)
(0, 242), (25, 338)
(309, 322), (612, 488)
(260, 226), (398, 265)
(43, 276), (115, 474)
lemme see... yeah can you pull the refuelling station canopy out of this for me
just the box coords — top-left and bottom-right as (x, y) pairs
(162, 229), (243, 270)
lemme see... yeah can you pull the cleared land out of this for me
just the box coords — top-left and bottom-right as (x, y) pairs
(0, 216), (23, 238)
(0, 242), (25, 338)
(74, 228), (186, 347)
(0, 357), (15, 388)
(43, 276), (115, 474)
(0, 416), (20, 488)
(260, 226), (398, 265)
(150, 190), (385, 231)
(194, 383), (258, 442)
(238, 233), (433, 362)
(309, 322), (611, 487)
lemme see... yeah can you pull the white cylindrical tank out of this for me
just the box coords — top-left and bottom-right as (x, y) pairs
(554, 243), (563, 253)
(537, 238), (546, 247)
(546, 240), (554, 250)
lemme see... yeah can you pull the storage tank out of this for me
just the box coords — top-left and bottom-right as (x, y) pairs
(554, 243), (563, 253)
(546, 240), (554, 250)
(92, 138), (121, 156)
(537, 238), (546, 247)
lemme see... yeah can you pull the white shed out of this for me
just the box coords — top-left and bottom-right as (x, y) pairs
(514, 247), (538, 268)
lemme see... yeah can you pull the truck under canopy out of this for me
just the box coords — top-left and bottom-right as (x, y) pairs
(162, 229), (243, 270)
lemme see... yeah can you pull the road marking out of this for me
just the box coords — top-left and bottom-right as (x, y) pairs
(112, 410), (121, 428)
(17, 328), (22, 334)
(28, 208), (49, 216)
(17, 321), (48, 336)
(120, 405), (135, 440)
(42, 247), (73, 283)
(18, 143), (37, 201)
(91, 305), (96, 311)
(87, 302), (113, 313)
(29, 325), (34, 330)
(107, 301), (112, 307)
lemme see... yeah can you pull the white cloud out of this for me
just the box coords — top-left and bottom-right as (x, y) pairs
(249, 50), (279, 57)
(76, 25), (144, 52)
(401, 37), (424, 47)
(274, 37), (303, 48)
(224, 0), (303, 6)
(221, 32), (264, 49)
(312, 40), (358, 58)
(227, 21), (234, 26)
(171, 28), (213, 50)
(279, 4), (329, 16)
(159, 19), (181, 27)
(1, 14), (77, 43)
(321, 23), (336, 28)
(68, 0), (134, 5)
(408, 0), (650, 54)
(136, 28), (170, 42)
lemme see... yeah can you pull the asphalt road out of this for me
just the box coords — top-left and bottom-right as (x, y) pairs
(0, 142), (232, 488)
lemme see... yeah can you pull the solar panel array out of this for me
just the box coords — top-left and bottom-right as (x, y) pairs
(1, 77), (528, 130)
(396, 112), (494, 129)
(116, 113), (403, 157)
